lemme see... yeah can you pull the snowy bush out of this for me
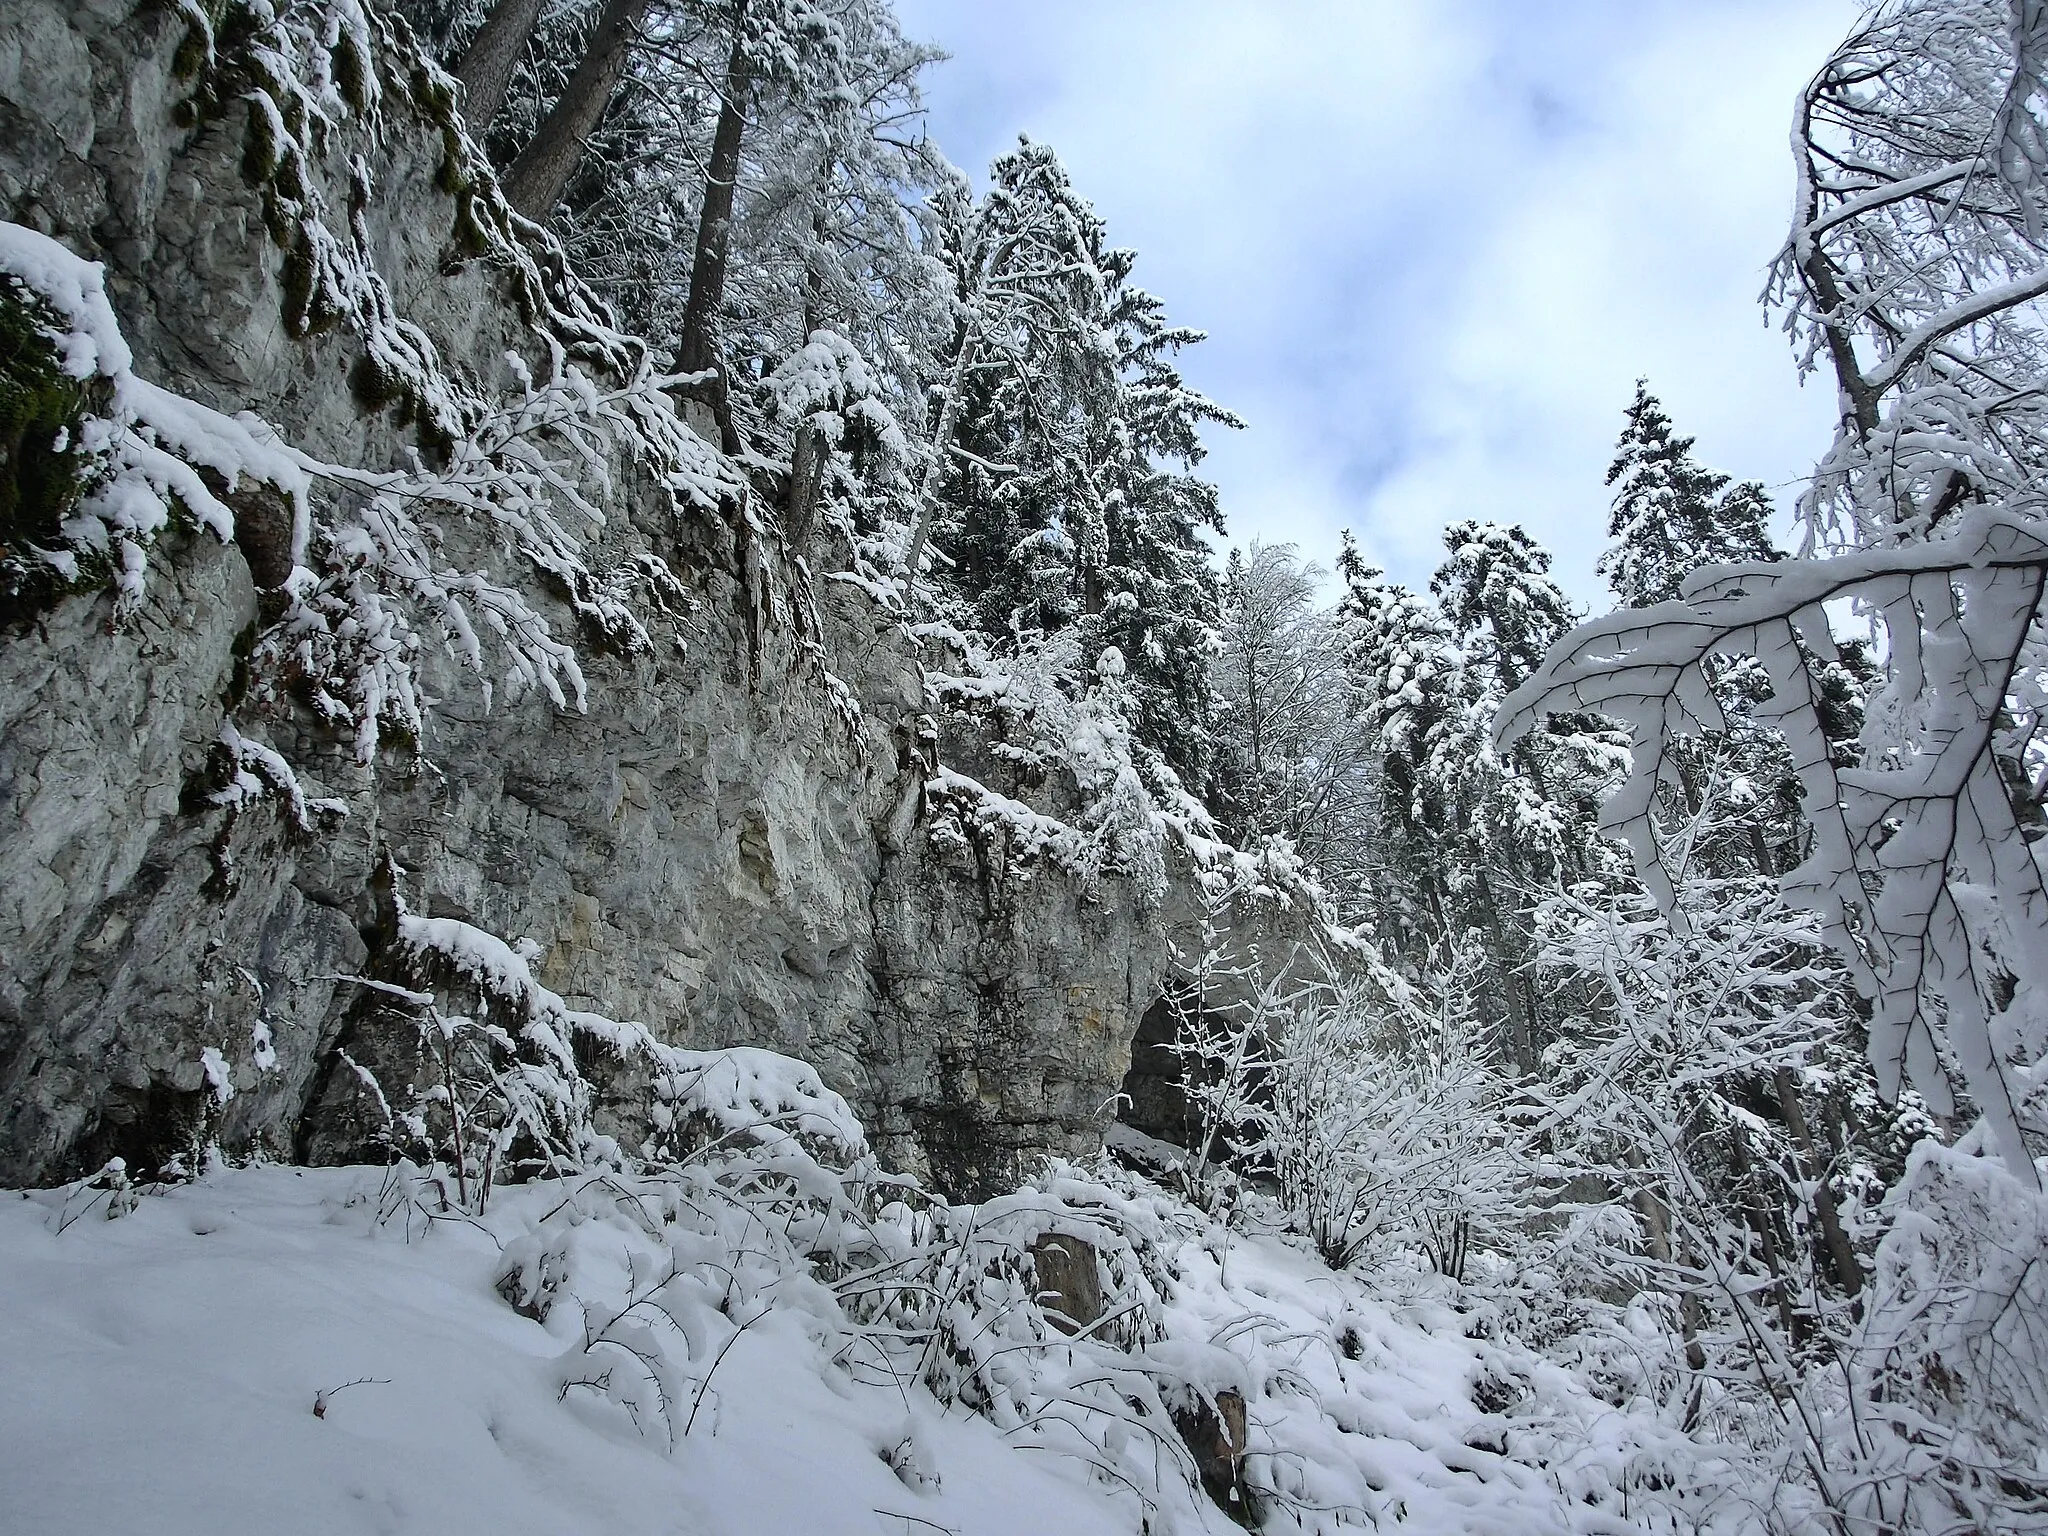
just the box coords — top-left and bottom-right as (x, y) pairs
(1803, 1140), (2048, 1534)
(1257, 963), (1527, 1279)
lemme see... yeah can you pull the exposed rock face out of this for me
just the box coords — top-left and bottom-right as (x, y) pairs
(0, 0), (1187, 1196)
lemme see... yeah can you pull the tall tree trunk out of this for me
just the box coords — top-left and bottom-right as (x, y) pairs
(1774, 1067), (1864, 1298)
(1732, 1128), (1803, 1344)
(1472, 869), (1536, 1073)
(898, 224), (1024, 603)
(454, 0), (547, 136)
(785, 418), (828, 541)
(801, 196), (829, 341)
(1624, 1144), (1708, 1425)
(899, 324), (975, 599)
(501, 0), (649, 220)
(675, 3), (754, 379)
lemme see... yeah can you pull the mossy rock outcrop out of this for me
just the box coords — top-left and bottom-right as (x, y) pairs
(0, 276), (107, 625)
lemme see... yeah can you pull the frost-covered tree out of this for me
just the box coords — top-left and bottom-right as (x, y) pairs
(408, 0), (952, 430)
(1598, 381), (1778, 609)
(1340, 563), (1468, 944)
(1591, 389), (1826, 880)
(1531, 856), (1880, 1424)
(1208, 543), (1369, 873)
(1431, 520), (1583, 701)
(913, 140), (1236, 784)
(1486, 15), (2048, 1524)
(1502, 0), (2048, 1181)
(719, 6), (950, 392)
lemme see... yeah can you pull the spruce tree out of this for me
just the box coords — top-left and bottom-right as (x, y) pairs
(1431, 520), (1578, 694)
(1599, 380), (1777, 608)
(1597, 384), (1810, 877)
(927, 141), (1235, 787)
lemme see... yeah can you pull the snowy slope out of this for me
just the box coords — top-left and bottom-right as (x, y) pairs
(0, 1155), (1757, 1536)
(0, 1166), (1135, 1536)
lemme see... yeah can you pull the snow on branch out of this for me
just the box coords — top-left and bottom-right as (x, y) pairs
(1773, 0), (2048, 549)
(1499, 509), (2048, 1178)
(172, 1), (761, 746)
(5, 210), (728, 763)
(263, 338), (728, 759)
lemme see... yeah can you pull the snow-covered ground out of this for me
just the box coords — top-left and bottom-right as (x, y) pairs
(0, 1165), (1135, 1536)
(1, 1153), (1746, 1536)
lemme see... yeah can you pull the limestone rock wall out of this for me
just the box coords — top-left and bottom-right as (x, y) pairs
(0, 0), (1184, 1196)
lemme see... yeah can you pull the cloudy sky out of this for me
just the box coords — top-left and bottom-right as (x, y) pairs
(890, 0), (1856, 607)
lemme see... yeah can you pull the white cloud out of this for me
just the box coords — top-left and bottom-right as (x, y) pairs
(894, 0), (1856, 604)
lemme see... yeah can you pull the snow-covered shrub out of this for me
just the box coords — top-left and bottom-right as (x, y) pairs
(455, 1065), (1235, 1525)
(26, 1158), (144, 1232)
(897, 1162), (1252, 1529)
(1159, 907), (1527, 1276)
(1798, 1140), (2048, 1535)
(333, 913), (607, 1209)
(1511, 803), (2048, 1533)
(1159, 922), (1315, 1213)
(492, 1155), (901, 1448)
(1258, 962), (1527, 1278)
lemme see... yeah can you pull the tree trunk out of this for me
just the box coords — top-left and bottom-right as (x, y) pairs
(899, 323), (976, 602)
(501, 0), (650, 220)
(454, 0), (547, 136)
(801, 197), (829, 341)
(675, 3), (754, 377)
(1774, 1067), (1864, 1298)
(785, 418), (828, 542)
(1623, 1143), (1708, 1426)
(1732, 1128), (1802, 1343)
(1473, 870), (1536, 1073)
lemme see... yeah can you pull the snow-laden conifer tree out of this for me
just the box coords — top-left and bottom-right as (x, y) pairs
(1336, 523), (1623, 1061)
(912, 140), (1237, 785)
(1599, 381), (1779, 609)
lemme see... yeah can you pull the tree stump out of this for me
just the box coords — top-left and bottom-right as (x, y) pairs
(1029, 1232), (1104, 1336)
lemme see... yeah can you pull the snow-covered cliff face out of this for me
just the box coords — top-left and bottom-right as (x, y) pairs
(0, 0), (1190, 1196)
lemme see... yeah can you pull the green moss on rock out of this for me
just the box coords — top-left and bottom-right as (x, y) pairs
(0, 278), (111, 624)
